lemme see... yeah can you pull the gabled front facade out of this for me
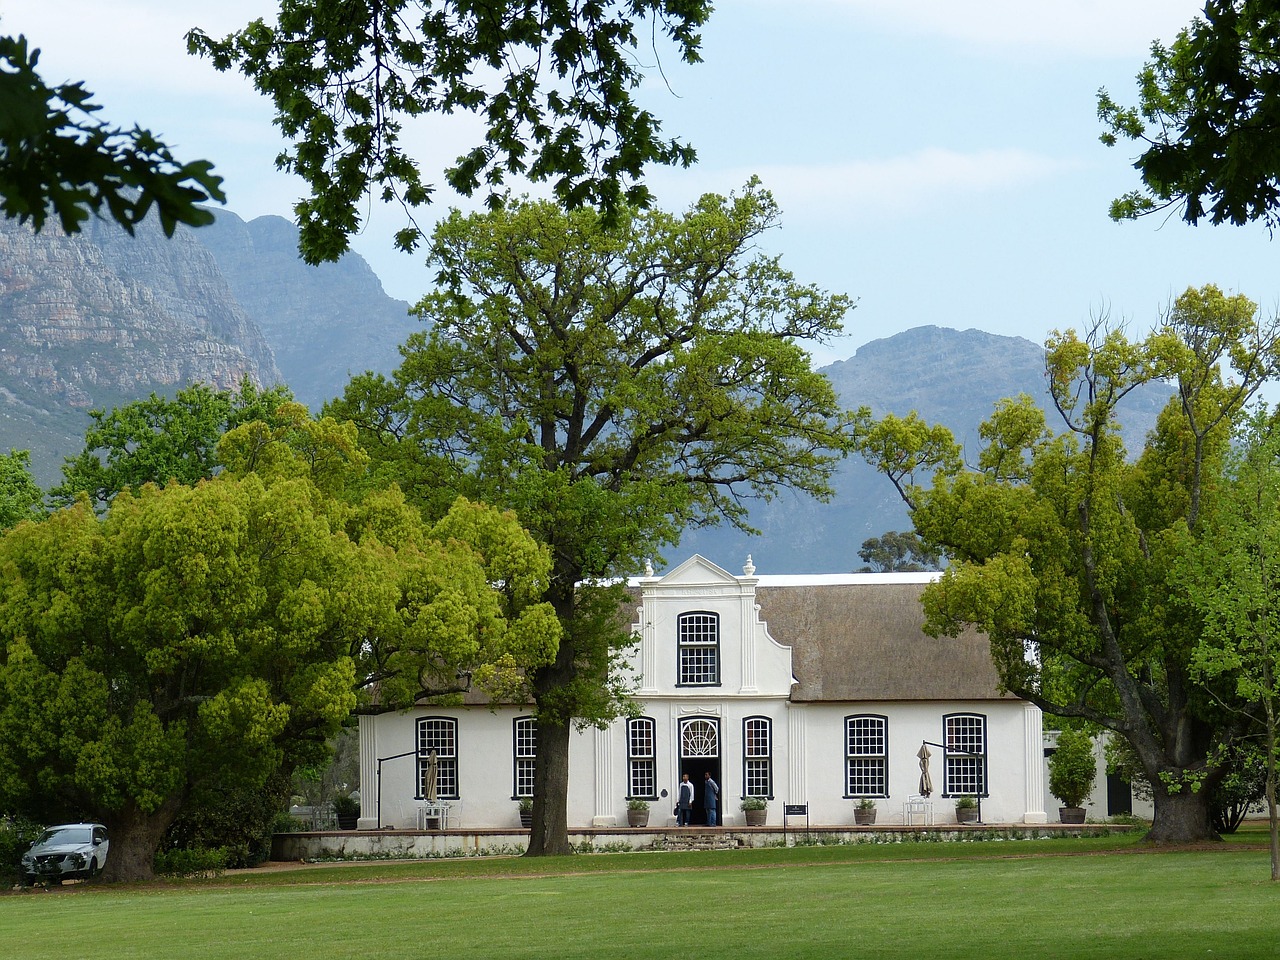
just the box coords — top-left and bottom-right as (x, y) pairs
(358, 556), (1046, 829)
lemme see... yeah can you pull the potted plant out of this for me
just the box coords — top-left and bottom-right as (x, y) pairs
(517, 797), (534, 828)
(740, 796), (767, 826)
(854, 798), (877, 825)
(954, 794), (978, 824)
(332, 793), (360, 830)
(626, 798), (650, 827)
(1049, 727), (1097, 824)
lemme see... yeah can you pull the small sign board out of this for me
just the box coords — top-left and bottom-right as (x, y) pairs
(783, 803), (808, 816)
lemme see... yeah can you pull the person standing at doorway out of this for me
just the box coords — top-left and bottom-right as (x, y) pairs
(704, 771), (720, 827)
(677, 773), (695, 826)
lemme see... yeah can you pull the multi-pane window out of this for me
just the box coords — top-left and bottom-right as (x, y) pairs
(944, 713), (987, 796)
(681, 717), (719, 759)
(627, 718), (657, 799)
(845, 715), (888, 797)
(678, 612), (721, 685)
(513, 716), (537, 798)
(417, 717), (458, 799)
(743, 717), (773, 798)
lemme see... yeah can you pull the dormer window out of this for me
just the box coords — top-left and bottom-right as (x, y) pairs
(677, 611), (721, 686)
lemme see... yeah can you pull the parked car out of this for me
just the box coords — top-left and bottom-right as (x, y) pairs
(21, 823), (109, 884)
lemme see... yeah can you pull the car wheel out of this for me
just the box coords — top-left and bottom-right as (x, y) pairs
(88, 858), (100, 878)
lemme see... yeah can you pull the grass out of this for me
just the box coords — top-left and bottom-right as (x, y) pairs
(3, 833), (1279, 960)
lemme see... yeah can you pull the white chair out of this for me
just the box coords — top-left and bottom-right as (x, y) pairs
(904, 795), (933, 825)
(417, 800), (451, 829)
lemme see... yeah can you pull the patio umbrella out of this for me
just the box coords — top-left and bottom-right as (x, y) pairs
(424, 749), (439, 803)
(917, 743), (933, 797)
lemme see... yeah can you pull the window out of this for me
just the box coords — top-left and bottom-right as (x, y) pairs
(678, 611), (720, 685)
(944, 713), (987, 796)
(743, 717), (773, 798)
(845, 715), (888, 797)
(680, 717), (719, 759)
(416, 717), (458, 799)
(627, 718), (657, 798)
(513, 716), (537, 798)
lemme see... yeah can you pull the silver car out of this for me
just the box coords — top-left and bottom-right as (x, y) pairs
(21, 823), (109, 884)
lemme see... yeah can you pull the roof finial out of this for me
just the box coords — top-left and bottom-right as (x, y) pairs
(743, 555), (756, 577)
(644, 558), (654, 578)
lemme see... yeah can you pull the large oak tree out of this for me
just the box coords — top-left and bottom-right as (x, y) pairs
(329, 181), (855, 854)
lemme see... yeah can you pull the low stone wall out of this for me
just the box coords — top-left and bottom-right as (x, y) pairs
(271, 822), (1130, 862)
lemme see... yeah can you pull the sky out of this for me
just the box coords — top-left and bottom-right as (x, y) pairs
(5, 1), (1274, 368)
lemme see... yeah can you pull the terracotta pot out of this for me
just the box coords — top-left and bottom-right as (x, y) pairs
(854, 808), (877, 825)
(627, 808), (650, 827)
(743, 807), (767, 826)
(955, 806), (978, 824)
(1059, 806), (1086, 824)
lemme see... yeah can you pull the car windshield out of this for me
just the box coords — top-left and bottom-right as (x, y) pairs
(37, 826), (91, 845)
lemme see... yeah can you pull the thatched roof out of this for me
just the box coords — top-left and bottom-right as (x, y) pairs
(755, 578), (1013, 702)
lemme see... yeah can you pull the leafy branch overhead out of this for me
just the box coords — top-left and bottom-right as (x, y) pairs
(0, 34), (225, 237)
(1098, 0), (1280, 228)
(188, 0), (712, 264)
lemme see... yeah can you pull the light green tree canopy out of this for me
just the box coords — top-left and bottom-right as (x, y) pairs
(188, 0), (713, 263)
(0, 410), (558, 881)
(1098, 1), (1280, 228)
(1177, 405), (1280, 877)
(0, 34), (223, 236)
(853, 285), (1280, 843)
(328, 180), (855, 854)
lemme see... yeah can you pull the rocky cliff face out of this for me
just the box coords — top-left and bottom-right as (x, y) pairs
(197, 211), (418, 411)
(0, 215), (284, 480)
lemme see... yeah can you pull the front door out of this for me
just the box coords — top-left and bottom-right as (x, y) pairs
(679, 717), (722, 825)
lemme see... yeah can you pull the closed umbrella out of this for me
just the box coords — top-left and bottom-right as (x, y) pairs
(917, 743), (933, 797)
(424, 749), (439, 803)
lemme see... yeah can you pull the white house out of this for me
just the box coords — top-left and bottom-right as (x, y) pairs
(357, 555), (1047, 830)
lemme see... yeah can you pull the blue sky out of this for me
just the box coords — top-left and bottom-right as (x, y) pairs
(6, 1), (1274, 367)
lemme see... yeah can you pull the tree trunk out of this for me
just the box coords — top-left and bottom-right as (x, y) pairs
(99, 795), (185, 882)
(526, 716), (573, 857)
(1145, 783), (1220, 844)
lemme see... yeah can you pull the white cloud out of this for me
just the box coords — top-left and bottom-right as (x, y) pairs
(650, 148), (1078, 222)
(775, 0), (1208, 58)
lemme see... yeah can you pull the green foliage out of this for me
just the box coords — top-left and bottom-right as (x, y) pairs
(163, 770), (293, 869)
(852, 286), (1280, 843)
(331, 794), (360, 818)
(0, 813), (43, 886)
(152, 845), (228, 879)
(328, 182), (852, 853)
(52, 380), (295, 509)
(740, 796), (767, 811)
(954, 795), (977, 810)
(0, 449), (43, 531)
(626, 798), (649, 811)
(0, 403), (558, 878)
(187, 1), (712, 263)
(0, 34), (224, 237)
(857, 530), (941, 572)
(1049, 728), (1098, 809)
(1098, 1), (1280, 229)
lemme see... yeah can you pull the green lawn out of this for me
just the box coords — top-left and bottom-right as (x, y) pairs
(3, 836), (1278, 960)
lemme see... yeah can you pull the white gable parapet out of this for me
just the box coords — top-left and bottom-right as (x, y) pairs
(627, 555), (793, 700)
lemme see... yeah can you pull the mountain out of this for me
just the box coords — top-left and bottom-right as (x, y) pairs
(0, 215), (282, 483)
(197, 211), (418, 411)
(677, 326), (1173, 574)
(0, 212), (417, 484)
(0, 215), (1173, 574)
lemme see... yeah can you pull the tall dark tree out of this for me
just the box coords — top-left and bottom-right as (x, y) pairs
(188, 0), (713, 263)
(329, 181), (855, 854)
